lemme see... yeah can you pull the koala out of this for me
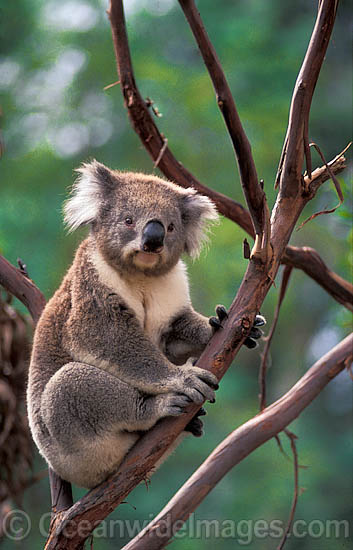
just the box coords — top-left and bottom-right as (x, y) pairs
(27, 161), (264, 489)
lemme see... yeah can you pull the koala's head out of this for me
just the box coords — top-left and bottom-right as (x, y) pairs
(64, 160), (218, 276)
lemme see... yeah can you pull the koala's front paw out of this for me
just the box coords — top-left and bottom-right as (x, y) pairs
(209, 304), (228, 330)
(244, 314), (266, 349)
(177, 361), (219, 405)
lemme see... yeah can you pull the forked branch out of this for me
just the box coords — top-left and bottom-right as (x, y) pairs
(108, 0), (351, 308)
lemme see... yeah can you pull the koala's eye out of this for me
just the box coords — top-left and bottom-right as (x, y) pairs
(125, 217), (134, 226)
(167, 223), (175, 232)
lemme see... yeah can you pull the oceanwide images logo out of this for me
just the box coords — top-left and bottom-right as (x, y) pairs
(1, 510), (350, 544)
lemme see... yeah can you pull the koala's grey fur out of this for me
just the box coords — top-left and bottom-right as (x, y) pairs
(27, 160), (219, 489)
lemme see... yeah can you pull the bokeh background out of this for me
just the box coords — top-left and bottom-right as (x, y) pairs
(0, 0), (352, 548)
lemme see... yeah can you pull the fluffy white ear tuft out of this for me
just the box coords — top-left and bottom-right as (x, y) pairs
(182, 190), (219, 259)
(63, 160), (112, 232)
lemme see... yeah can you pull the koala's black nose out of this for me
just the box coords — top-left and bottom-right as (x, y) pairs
(141, 220), (165, 253)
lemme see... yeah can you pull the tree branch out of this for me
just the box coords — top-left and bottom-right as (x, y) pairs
(275, 0), (339, 194)
(122, 333), (353, 550)
(178, 0), (265, 239)
(282, 246), (353, 312)
(0, 255), (46, 324)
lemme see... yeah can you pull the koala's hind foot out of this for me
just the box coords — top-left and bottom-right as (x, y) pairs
(209, 306), (266, 349)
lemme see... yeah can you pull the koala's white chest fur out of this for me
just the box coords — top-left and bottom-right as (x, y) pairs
(92, 250), (191, 344)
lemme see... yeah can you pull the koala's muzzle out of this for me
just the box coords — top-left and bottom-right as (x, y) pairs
(141, 220), (165, 253)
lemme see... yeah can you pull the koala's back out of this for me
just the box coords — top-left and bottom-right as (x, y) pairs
(27, 253), (75, 434)
(29, 239), (96, 394)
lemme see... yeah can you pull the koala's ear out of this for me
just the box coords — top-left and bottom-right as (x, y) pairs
(181, 190), (219, 258)
(63, 160), (116, 232)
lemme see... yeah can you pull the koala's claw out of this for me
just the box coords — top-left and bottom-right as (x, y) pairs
(209, 316), (222, 330)
(216, 305), (228, 322)
(244, 337), (258, 349)
(254, 314), (266, 327)
(209, 304), (228, 331)
(196, 406), (207, 417)
(184, 406), (207, 437)
(185, 416), (204, 437)
(179, 364), (219, 404)
(244, 314), (266, 349)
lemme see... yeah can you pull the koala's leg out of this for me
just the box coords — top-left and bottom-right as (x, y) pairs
(40, 362), (192, 488)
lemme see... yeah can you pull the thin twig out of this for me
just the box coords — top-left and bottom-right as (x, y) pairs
(277, 430), (299, 550)
(153, 136), (168, 169)
(259, 265), (293, 410)
(297, 141), (347, 229)
(103, 80), (120, 90)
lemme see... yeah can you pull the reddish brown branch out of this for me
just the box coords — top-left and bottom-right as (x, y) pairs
(297, 141), (346, 228)
(282, 246), (353, 312)
(276, 0), (339, 193)
(0, 255), (46, 324)
(178, 0), (265, 237)
(122, 333), (352, 550)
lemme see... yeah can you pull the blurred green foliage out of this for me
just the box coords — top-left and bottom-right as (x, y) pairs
(0, 0), (352, 548)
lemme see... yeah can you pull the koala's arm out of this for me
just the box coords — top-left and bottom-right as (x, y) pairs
(163, 307), (213, 365)
(63, 291), (217, 402)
